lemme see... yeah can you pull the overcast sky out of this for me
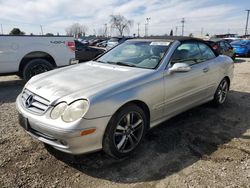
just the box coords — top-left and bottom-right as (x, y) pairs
(0, 0), (250, 36)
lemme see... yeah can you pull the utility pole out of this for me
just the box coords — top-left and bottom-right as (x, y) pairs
(104, 23), (107, 37)
(40, 25), (43, 35)
(245, 10), (250, 35)
(175, 26), (178, 36)
(1, 24), (3, 34)
(137, 23), (140, 37)
(181, 18), (185, 36)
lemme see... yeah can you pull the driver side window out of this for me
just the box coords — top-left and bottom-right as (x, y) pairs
(170, 42), (201, 66)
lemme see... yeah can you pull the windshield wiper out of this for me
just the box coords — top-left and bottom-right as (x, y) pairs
(95, 60), (106, 63)
(107, 61), (136, 67)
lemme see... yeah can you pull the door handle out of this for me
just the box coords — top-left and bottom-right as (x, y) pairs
(203, 67), (209, 73)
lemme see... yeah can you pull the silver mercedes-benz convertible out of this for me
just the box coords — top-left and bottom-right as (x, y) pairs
(16, 37), (234, 158)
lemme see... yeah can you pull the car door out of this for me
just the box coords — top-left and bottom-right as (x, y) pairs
(163, 42), (213, 117)
(197, 42), (222, 96)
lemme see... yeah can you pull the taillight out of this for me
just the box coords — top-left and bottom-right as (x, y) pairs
(67, 41), (75, 51)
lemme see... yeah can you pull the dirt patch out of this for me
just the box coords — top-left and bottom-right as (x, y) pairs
(0, 58), (250, 188)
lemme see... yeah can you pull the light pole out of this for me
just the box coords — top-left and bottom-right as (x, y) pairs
(145, 17), (150, 37)
(181, 18), (185, 36)
(245, 10), (250, 35)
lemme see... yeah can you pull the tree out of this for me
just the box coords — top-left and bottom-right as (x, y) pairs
(205, 33), (209, 37)
(189, 33), (193, 37)
(169, 29), (173, 36)
(110, 15), (133, 36)
(9, 28), (25, 35)
(65, 23), (88, 38)
(45, 33), (54, 36)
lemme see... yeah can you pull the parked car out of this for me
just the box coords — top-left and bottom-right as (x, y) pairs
(16, 37), (234, 159)
(0, 35), (76, 81)
(207, 39), (235, 60)
(106, 36), (132, 49)
(75, 40), (88, 51)
(231, 40), (250, 57)
(223, 37), (240, 44)
(75, 45), (105, 63)
(96, 40), (108, 48)
(89, 39), (105, 46)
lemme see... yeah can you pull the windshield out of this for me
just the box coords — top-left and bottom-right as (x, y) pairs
(96, 41), (170, 69)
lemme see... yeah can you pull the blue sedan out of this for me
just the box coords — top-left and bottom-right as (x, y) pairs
(231, 40), (250, 57)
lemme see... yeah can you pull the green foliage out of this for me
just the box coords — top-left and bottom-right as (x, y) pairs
(9, 28), (25, 35)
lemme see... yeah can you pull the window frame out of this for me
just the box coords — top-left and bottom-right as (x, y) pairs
(167, 40), (216, 69)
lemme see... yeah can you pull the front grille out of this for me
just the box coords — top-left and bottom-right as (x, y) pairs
(21, 89), (50, 115)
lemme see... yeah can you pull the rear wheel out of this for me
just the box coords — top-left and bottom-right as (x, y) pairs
(103, 104), (147, 158)
(212, 78), (229, 106)
(231, 53), (236, 60)
(22, 59), (54, 82)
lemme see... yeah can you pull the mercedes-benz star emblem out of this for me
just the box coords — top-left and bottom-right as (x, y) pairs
(25, 95), (34, 108)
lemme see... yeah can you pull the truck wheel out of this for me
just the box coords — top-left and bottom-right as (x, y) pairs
(22, 59), (54, 82)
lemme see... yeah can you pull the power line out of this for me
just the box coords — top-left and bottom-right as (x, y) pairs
(181, 18), (185, 36)
(245, 10), (250, 35)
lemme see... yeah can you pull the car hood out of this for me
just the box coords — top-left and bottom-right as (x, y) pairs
(26, 61), (150, 103)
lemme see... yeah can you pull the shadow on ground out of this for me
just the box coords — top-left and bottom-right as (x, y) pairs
(46, 90), (250, 183)
(234, 58), (250, 63)
(0, 79), (25, 103)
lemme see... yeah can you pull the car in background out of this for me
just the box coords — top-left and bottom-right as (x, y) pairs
(207, 39), (235, 60)
(106, 37), (133, 49)
(96, 40), (108, 48)
(224, 37), (240, 44)
(75, 43), (105, 62)
(231, 40), (250, 57)
(17, 36), (234, 158)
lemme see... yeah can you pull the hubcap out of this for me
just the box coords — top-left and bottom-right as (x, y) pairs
(27, 64), (50, 79)
(217, 80), (228, 103)
(113, 111), (144, 153)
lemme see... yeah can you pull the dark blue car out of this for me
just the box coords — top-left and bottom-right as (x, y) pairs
(231, 40), (250, 57)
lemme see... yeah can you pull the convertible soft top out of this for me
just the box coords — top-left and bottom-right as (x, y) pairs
(128, 36), (219, 56)
(129, 36), (205, 42)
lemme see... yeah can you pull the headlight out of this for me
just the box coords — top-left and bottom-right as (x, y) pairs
(50, 102), (67, 120)
(62, 100), (89, 123)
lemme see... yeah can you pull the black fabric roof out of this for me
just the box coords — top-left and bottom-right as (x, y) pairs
(129, 36), (205, 42)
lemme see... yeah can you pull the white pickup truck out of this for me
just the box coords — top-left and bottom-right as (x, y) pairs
(0, 35), (76, 81)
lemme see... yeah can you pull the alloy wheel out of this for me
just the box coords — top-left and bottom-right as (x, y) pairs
(217, 79), (228, 104)
(113, 111), (144, 153)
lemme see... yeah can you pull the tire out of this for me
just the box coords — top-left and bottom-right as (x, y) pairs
(22, 59), (54, 82)
(103, 104), (147, 159)
(212, 78), (229, 106)
(231, 54), (236, 61)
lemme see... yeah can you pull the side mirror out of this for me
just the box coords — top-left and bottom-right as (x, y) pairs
(168, 63), (191, 73)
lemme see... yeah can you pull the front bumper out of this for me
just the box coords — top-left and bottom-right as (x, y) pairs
(16, 94), (111, 154)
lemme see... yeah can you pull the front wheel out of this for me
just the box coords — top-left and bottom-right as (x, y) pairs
(103, 104), (147, 159)
(212, 78), (229, 106)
